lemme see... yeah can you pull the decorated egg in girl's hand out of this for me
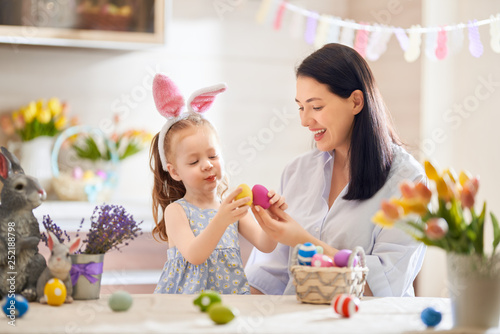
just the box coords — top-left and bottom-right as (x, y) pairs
(235, 184), (253, 206)
(332, 294), (360, 317)
(252, 184), (271, 209)
(311, 254), (334, 267)
(298, 242), (317, 265)
(334, 249), (358, 267)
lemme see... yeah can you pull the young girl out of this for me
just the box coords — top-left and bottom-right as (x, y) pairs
(150, 74), (284, 294)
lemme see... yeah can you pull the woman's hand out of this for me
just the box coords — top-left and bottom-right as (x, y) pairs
(214, 188), (251, 227)
(251, 204), (305, 247)
(252, 204), (339, 258)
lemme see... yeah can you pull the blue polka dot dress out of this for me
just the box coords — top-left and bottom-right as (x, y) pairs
(154, 199), (250, 294)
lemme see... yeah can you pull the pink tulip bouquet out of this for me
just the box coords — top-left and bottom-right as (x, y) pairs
(372, 160), (500, 257)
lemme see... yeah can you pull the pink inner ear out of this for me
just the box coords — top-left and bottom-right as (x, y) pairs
(0, 154), (8, 179)
(190, 87), (226, 113)
(69, 238), (81, 254)
(47, 233), (54, 251)
(152, 74), (185, 118)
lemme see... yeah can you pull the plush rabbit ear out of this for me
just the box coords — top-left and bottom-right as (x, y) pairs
(0, 151), (10, 181)
(187, 83), (227, 113)
(153, 74), (185, 118)
(47, 231), (60, 251)
(69, 237), (81, 254)
(0, 146), (23, 177)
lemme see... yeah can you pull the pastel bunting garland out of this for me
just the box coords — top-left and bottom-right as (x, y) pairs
(257, 0), (500, 61)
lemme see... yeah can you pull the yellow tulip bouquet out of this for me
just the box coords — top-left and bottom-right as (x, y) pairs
(372, 161), (500, 258)
(7, 98), (74, 141)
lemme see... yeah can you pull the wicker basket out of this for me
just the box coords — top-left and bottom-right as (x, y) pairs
(51, 125), (119, 203)
(290, 245), (369, 304)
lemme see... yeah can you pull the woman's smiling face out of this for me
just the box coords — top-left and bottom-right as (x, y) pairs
(295, 76), (362, 153)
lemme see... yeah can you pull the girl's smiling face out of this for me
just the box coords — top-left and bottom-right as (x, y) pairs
(295, 76), (363, 153)
(166, 124), (222, 196)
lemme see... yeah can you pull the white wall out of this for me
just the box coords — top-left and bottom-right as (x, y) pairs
(418, 0), (500, 297)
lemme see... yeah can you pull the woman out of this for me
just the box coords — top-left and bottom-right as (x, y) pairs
(245, 43), (426, 297)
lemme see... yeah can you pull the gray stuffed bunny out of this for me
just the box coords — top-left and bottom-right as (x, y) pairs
(37, 231), (80, 303)
(0, 146), (47, 301)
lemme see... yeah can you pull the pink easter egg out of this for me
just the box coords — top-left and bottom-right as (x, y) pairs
(72, 167), (83, 180)
(334, 249), (358, 267)
(95, 169), (107, 179)
(311, 254), (334, 268)
(332, 294), (360, 318)
(252, 184), (271, 209)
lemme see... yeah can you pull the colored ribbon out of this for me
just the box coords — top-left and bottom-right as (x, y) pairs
(70, 261), (104, 286)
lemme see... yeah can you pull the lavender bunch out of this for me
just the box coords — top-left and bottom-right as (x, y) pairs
(40, 215), (71, 246)
(79, 204), (143, 254)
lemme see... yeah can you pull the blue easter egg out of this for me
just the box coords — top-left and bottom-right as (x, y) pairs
(421, 307), (442, 327)
(2, 294), (29, 318)
(298, 242), (317, 265)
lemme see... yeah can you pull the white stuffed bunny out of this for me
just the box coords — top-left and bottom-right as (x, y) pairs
(36, 231), (81, 304)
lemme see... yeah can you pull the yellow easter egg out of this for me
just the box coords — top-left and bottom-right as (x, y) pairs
(235, 184), (253, 206)
(44, 278), (67, 306)
(83, 170), (95, 180)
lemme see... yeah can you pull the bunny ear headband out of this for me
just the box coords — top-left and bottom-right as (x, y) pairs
(152, 74), (227, 172)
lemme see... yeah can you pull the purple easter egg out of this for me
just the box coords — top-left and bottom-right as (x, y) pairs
(252, 184), (271, 209)
(334, 249), (358, 267)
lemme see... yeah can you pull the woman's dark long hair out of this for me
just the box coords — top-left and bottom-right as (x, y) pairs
(296, 43), (400, 200)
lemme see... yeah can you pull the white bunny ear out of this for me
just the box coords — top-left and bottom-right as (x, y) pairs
(47, 231), (60, 251)
(152, 74), (185, 118)
(187, 83), (227, 113)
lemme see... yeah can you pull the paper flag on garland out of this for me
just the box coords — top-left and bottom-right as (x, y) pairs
(340, 20), (355, 48)
(468, 20), (484, 57)
(289, 9), (304, 39)
(314, 14), (330, 49)
(449, 28), (465, 55)
(260, 0), (500, 61)
(273, 1), (286, 30)
(327, 17), (341, 44)
(404, 25), (422, 62)
(489, 14), (500, 53)
(436, 28), (448, 60)
(366, 26), (392, 61)
(305, 13), (319, 45)
(354, 23), (369, 58)
(425, 30), (438, 61)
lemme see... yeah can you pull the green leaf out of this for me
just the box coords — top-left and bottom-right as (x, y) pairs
(120, 143), (141, 160)
(491, 212), (500, 254)
(72, 136), (105, 161)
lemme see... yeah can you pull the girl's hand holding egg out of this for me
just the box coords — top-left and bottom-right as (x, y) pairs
(235, 184), (253, 206)
(216, 187), (251, 226)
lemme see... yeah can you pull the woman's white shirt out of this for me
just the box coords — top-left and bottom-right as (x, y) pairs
(245, 145), (426, 297)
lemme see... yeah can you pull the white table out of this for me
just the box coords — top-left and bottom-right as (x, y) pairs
(2, 294), (499, 334)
